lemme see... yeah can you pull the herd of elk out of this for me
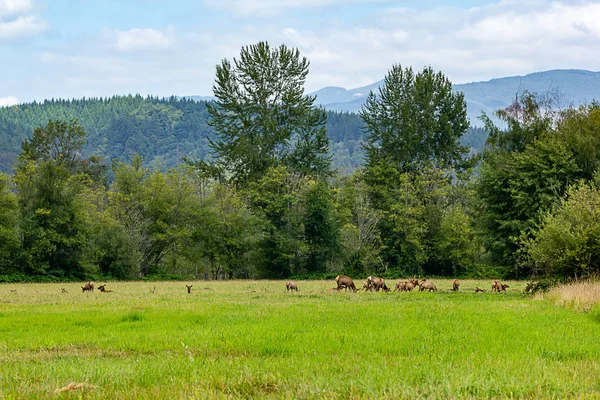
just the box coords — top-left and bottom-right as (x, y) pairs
(8, 278), (513, 295)
(330, 277), (511, 294)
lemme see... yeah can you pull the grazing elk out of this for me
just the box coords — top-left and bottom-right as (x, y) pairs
(286, 280), (298, 292)
(452, 279), (460, 291)
(475, 287), (486, 293)
(419, 280), (437, 292)
(366, 276), (390, 292)
(97, 285), (113, 293)
(492, 281), (510, 292)
(186, 285), (193, 293)
(335, 275), (357, 292)
(81, 281), (94, 293)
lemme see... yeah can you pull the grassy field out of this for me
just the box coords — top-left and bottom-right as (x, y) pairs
(1, 279), (599, 399)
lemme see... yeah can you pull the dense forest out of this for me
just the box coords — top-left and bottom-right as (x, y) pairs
(1, 42), (599, 283)
(0, 96), (489, 175)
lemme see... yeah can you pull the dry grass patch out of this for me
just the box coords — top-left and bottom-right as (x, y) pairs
(546, 280), (600, 312)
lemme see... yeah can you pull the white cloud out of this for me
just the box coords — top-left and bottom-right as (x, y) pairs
(0, 0), (47, 40)
(112, 27), (177, 52)
(0, 0), (32, 17)
(203, 0), (387, 16)
(6, 0), (600, 103)
(0, 14), (46, 39)
(0, 96), (19, 107)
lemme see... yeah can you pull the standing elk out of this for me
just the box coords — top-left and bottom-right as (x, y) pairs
(286, 280), (298, 292)
(81, 281), (94, 292)
(419, 280), (437, 292)
(452, 279), (460, 291)
(335, 275), (357, 292)
(186, 285), (193, 293)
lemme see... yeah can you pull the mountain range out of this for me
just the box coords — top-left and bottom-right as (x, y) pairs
(310, 69), (600, 125)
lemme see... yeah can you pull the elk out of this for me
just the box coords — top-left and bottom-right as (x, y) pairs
(394, 281), (406, 292)
(335, 275), (357, 292)
(491, 280), (500, 292)
(404, 279), (419, 292)
(452, 279), (460, 291)
(286, 280), (298, 292)
(419, 280), (437, 292)
(475, 287), (486, 293)
(491, 281), (509, 292)
(186, 285), (193, 293)
(97, 285), (113, 293)
(61, 288), (68, 293)
(367, 276), (390, 292)
(81, 281), (94, 292)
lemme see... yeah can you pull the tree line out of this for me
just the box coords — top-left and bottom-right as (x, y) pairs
(1, 41), (599, 282)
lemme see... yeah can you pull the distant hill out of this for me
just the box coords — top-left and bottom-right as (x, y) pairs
(311, 69), (600, 125)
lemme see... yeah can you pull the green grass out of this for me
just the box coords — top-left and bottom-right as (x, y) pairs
(1, 280), (599, 399)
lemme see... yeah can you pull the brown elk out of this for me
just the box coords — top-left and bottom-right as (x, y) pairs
(452, 279), (460, 291)
(61, 288), (68, 293)
(491, 280), (500, 292)
(491, 281), (509, 292)
(475, 287), (486, 293)
(97, 285), (113, 293)
(335, 275), (357, 292)
(394, 281), (406, 292)
(419, 280), (437, 292)
(286, 280), (298, 292)
(186, 285), (193, 293)
(81, 281), (94, 292)
(402, 279), (419, 292)
(367, 276), (390, 292)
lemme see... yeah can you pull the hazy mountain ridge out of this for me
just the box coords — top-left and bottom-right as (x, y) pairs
(311, 69), (600, 125)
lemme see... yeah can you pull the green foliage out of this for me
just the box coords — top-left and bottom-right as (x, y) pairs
(361, 64), (470, 175)
(207, 42), (331, 186)
(19, 119), (87, 172)
(303, 181), (340, 273)
(479, 95), (600, 272)
(519, 183), (600, 279)
(246, 165), (309, 277)
(16, 161), (92, 277)
(0, 173), (19, 274)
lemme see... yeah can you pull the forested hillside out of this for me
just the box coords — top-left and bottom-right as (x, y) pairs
(0, 96), (487, 174)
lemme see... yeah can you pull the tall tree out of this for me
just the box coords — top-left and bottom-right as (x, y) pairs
(19, 119), (87, 173)
(0, 173), (20, 274)
(206, 41), (331, 187)
(360, 65), (470, 176)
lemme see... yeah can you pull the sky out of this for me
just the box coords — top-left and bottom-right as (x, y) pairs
(1, 0), (600, 106)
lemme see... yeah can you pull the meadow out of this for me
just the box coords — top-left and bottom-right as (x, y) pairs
(0, 279), (599, 399)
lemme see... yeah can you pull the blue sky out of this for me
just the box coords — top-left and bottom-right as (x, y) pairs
(1, 0), (600, 106)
